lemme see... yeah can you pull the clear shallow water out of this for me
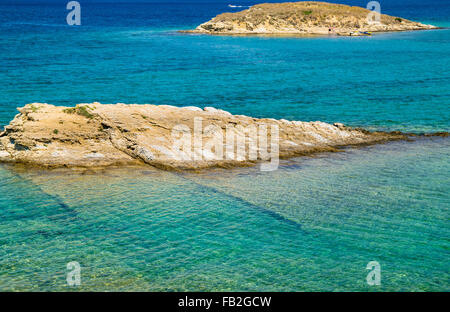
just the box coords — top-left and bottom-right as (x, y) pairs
(0, 138), (448, 291)
(0, 0), (449, 291)
(0, 0), (449, 132)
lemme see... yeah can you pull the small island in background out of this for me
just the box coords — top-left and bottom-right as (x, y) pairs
(184, 1), (437, 36)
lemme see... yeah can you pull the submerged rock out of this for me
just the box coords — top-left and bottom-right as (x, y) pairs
(0, 103), (407, 170)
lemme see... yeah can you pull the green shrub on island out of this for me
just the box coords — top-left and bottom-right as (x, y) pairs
(63, 105), (94, 119)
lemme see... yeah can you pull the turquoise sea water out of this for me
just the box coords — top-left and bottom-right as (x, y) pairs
(1, 0), (450, 132)
(1, 138), (449, 291)
(0, 0), (449, 291)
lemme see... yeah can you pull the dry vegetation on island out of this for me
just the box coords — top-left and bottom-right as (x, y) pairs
(185, 1), (437, 36)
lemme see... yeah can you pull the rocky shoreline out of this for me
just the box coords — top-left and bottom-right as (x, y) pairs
(0, 103), (420, 171)
(183, 1), (438, 36)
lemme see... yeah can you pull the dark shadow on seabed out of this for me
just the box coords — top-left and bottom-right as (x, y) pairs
(0, 136), (449, 291)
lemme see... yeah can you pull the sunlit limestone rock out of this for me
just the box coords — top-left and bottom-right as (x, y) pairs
(0, 103), (406, 170)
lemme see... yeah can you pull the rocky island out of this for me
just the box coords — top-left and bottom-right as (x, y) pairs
(185, 1), (437, 36)
(0, 103), (407, 170)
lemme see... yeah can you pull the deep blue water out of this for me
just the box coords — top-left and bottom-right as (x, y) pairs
(0, 0), (449, 132)
(0, 1), (449, 291)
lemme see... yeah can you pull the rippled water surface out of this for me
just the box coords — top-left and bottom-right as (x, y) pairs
(0, 138), (449, 291)
(0, 1), (449, 132)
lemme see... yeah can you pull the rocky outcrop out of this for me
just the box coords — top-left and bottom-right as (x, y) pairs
(185, 1), (437, 36)
(0, 103), (406, 170)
